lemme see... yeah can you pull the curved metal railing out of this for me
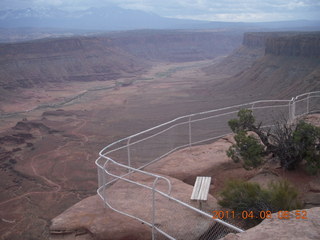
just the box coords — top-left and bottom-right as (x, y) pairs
(96, 91), (320, 239)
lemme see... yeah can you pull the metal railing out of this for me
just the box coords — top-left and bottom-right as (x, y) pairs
(95, 91), (320, 240)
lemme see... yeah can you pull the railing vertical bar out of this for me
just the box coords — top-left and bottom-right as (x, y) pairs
(127, 138), (132, 173)
(98, 166), (105, 198)
(251, 102), (255, 110)
(102, 160), (110, 208)
(152, 177), (159, 240)
(289, 97), (295, 123)
(102, 169), (107, 208)
(188, 116), (192, 147)
(292, 97), (296, 121)
(97, 165), (102, 188)
(307, 93), (310, 114)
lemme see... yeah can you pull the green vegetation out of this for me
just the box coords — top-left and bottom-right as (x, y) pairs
(293, 121), (320, 174)
(219, 180), (270, 214)
(219, 179), (302, 224)
(227, 131), (264, 170)
(227, 109), (320, 173)
(267, 180), (302, 212)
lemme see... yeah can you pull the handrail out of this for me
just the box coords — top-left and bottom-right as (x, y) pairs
(102, 156), (172, 195)
(99, 99), (291, 156)
(295, 91), (320, 99)
(96, 91), (320, 239)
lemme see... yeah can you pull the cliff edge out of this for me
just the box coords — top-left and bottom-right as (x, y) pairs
(265, 33), (320, 57)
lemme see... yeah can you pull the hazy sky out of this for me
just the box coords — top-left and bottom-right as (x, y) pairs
(1, 0), (320, 22)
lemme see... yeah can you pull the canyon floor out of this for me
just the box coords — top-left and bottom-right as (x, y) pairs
(0, 58), (261, 239)
(1, 50), (319, 239)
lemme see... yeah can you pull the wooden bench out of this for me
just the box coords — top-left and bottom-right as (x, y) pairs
(191, 176), (211, 209)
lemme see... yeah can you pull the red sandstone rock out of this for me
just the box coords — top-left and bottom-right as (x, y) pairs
(145, 136), (234, 182)
(222, 207), (320, 240)
(50, 174), (219, 240)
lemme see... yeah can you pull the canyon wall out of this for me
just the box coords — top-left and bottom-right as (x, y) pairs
(265, 33), (320, 57)
(0, 37), (146, 89)
(242, 32), (302, 48)
(107, 30), (243, 62)
(0, 30), (243, 90)
(243, 32), (320, 57)
(242, 32), (274, 48)
(1, 30), (318, 91)
(211, 32), (320, 98)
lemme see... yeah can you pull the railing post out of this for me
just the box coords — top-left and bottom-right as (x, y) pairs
(289, 97), (295, 124)
(102, 171), (107, 208)
(188, 116), (192, 147)
(152, 177), (159, 240)
(102, 160), (112, 208)
(251, 102), (255, 111)
(127, 138), (132, 173)
(97, 164), (102, 189)
(292, 97), (296, 121)
(307, 93), (310, 114)
(288, 100), (291, 123)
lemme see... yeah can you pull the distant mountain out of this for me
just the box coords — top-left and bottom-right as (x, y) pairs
(0, 7), (208, 31)
(1, 7), (320, 32)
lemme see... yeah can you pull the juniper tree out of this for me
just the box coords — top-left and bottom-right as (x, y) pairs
(227, 109), (320, 173)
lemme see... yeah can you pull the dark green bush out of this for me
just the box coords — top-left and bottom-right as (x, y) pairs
(228, 109), (255, 133)
(227, 131), (265, 170)
(227, 109), (320, 173)
(219, 179), (302, 223)
(268, 180), (302, 212)
(269, 120), (320, 171)
(293, 121), (320, 174)
(219, 180), (270, 214)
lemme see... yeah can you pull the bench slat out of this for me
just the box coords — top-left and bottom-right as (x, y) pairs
(198, 177), (204, 200)
(191, 176), (211, 201)
(190, 177), (202, 200)
(199, 177), (204, 200)
(200, 177), (211, 201)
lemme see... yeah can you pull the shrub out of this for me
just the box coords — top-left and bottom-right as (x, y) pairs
(227, 131), (265, 170)
(219, 180), (270, 215)
(219, 179), (302, 223)
(294, 121), (320, 174)
(228, 109), (255, 133)
(268, 180), (302, 212)
(227, 109), (320, 173)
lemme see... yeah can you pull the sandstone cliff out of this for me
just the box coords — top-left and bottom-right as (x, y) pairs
(243, 32), (320, 57)
(0, 30), (243, 91)
(107, 30), (242, 62)
(265, 32), (320, 57)
(242, 32), (298, 48)
(50, 174), (219, 240)
(242, 32), (274, 48)
(0, 36), (146, 90)
(204, 32), (320, 98)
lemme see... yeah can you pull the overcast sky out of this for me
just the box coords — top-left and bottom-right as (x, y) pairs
(1, 0), (320, 22)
